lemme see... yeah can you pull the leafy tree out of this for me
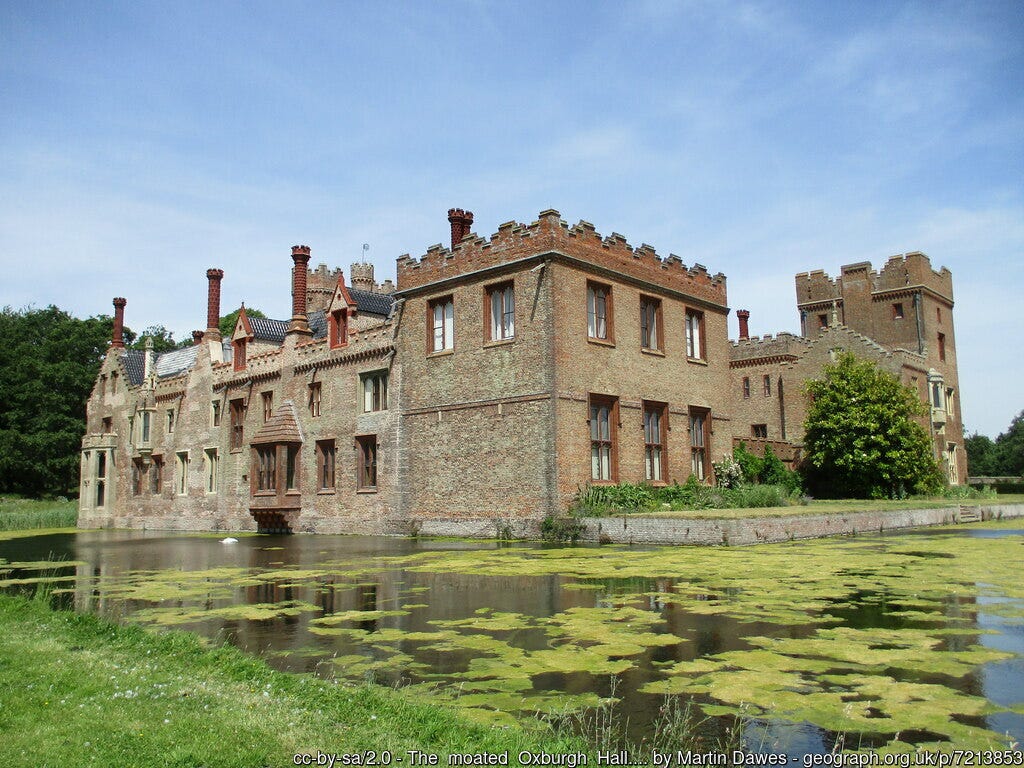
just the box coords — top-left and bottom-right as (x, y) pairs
(0, 306), (113, 497)
(993, 411), (1024, 477)
(801, 352), (943, 499)
(130, 325), (189, 353)
(964, 432), (998, 476)
(219, 307), (266, 339)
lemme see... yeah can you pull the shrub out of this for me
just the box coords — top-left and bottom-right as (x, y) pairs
(540, 513), (586, 543)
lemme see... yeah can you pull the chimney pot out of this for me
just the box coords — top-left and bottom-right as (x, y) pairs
(192, 330), (205, 345)
(737, 309), (751, 340)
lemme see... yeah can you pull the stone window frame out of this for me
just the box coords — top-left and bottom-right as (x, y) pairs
(356, 434), (378, 492)
(588, 393), (619, 483)
(586, 280), (614, 344)
(166, 408), (175, 434)
(316, 439), (336, 493)
(150, 454), (163, 495)
(485, 280), (515, 343)
(642, 400), (668, 484)
(361, 370), (389, 413)
(763, 375), (771, 397)
(639, 295), (663, 353)
(742, 377), (750, 399)
(684, 308), (706, 361)
(229, 398), (245, 451)
(688, 406), (710, 482)
(309, 381), (322, 417)
(261, 391), (274, 424)
(204, 447), (218, 494)
(892, 302), (904, 320)
(175, 450), (189, 496)
(428, 295), (455, 354)
(752, 424), (768, 439)
(211, 400), (221, 427)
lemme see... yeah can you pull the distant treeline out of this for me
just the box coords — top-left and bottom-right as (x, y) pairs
(965, 412), (1024, 478)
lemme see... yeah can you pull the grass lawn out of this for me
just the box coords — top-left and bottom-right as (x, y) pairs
(631, 493), (1024, 520)
(0, 496), (78, 531)
(0, 594), (586, 768)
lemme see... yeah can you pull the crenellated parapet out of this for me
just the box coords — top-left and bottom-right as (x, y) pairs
(729, 332), (809, 366)
(797, 252), (953, 310)
(213, 348), (284, 387)
(874, 252), (953, 302)
(397, 209), (728, 307)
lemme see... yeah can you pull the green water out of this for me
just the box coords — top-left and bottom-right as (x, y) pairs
(2, 523), (1022, 757)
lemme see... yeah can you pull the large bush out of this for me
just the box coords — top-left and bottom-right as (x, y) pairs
(801, 353), (943, 498)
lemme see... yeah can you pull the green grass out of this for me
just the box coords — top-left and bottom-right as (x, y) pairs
(0, 496), (78, 531)
(0, 593), (588, 768)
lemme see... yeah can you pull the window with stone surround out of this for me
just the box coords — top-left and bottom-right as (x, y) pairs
(230, 399), (245, 450)
(96, 451), (108, 507)
(211, 400), (221, 427)
(752, 424), (768, 439)
(309, 382), (322, 417)
(892, 303), (904, 320)
(818, 314), (828, 329)
(429, 296), (454, 353)
(175, 451), (188, 495)
(640, 296), (662, 352)
(362, 371), (389, 412)
(166, 408), (175, 433)
(356, 435), (378, 491)
(150, 455), (163, 494)
(487, 282), (515, 341)
(742, 377), (750, 398)
(132, 458), (145, 496)
(589, 394), (618, 482)
(685, 309), (705, 360)
(261, 392), (273, 423)
(763, 375), (771, 397)
(255, 446), (276, 492)
(643, 401), (667, 483)
(204, 448), (218, 493)
(317, 439), (336, 491)
(587, 282), (613, 342)
(689, 407), (710, 482)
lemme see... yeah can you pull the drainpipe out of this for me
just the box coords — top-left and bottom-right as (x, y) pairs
(913, 291), (924, 354)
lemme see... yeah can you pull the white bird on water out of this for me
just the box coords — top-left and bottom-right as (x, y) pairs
(220, 537), (238, 544)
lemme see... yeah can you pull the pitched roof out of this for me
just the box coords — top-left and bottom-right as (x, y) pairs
(156, 345), (199, 378)
(250, 400), (304, 444)
(249, 316), (289, 342)
(309, 310), (327, 339)
(350, 288), (395, 317)
(120, 350), (145, 386)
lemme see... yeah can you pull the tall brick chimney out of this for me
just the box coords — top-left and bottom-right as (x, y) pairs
(737, 309), (750, 340)
(205, 268), (224, 340)
(447, 208), (474, 249)
(288, 245), (312, 336)
(111, 297), (126, 348)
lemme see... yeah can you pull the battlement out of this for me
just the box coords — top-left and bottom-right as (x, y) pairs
(729, 332), (809, 364)
(397, 209), (728, 307)
(307, 262), (394, 314)
(796, 252), (953, 307)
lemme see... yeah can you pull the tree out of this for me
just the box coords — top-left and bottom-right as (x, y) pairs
(993, 411), (1024, 477)
(965, 432), (998, 476)
(0, 306), (113, 497)
(801, 352), (943, 499)
(130, 325), (189, 353)
(219, 307), (265, 339)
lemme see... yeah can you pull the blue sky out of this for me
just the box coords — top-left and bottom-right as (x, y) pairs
(1, 1), (1021, 437)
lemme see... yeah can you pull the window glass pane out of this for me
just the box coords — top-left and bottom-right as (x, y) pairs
(444, 301), (454, 349)
(504, 286), (514, 337)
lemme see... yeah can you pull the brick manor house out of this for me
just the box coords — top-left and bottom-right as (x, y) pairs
(78, 208), (966, 536)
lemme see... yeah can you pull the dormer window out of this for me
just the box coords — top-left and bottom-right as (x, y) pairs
(233, 338), (247, 371)
(330, 308), (348, 348)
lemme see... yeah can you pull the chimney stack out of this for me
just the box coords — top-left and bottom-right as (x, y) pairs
(111, 297), (127, 348)
(737, 309), (750, 340)
(143, 336), (155, 380)
(205, 269), (224, 340)
(447, 208), (474, 249)
(288, 245), (312, 336)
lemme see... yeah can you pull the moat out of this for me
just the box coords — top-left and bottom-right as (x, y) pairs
(2, 523), (1022, 757)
